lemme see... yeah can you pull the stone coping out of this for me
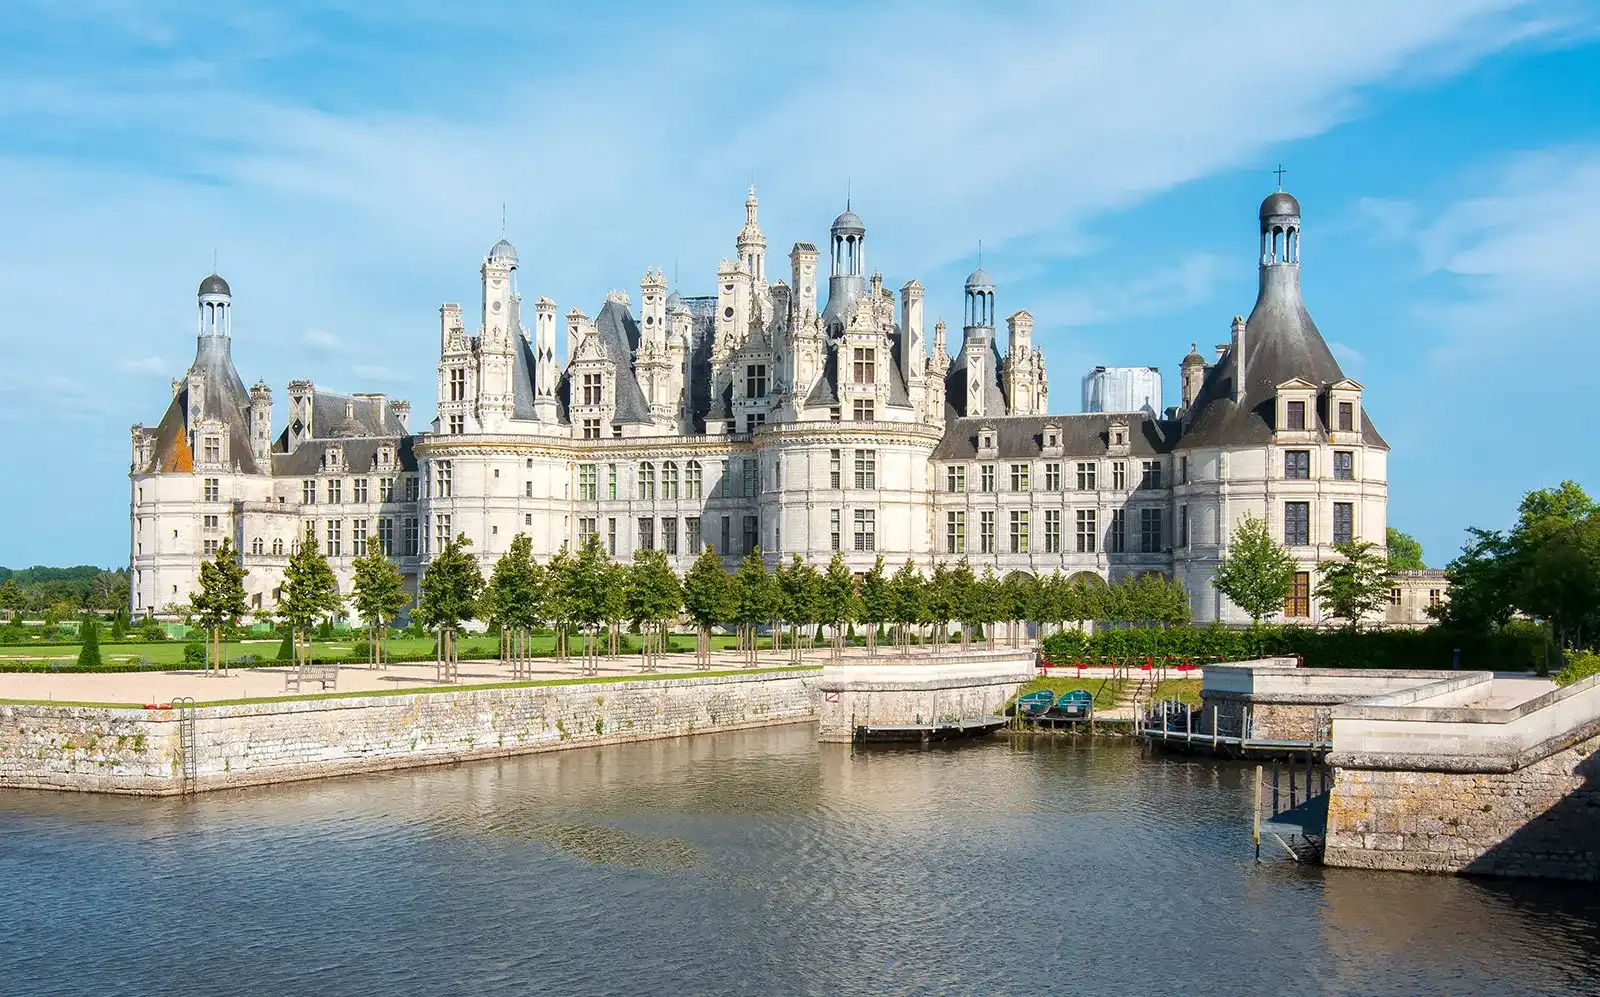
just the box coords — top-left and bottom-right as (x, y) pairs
(1333, 671), (1598, 724)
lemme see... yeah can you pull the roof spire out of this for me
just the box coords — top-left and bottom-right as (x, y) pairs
(500, 202), (506, 238)
(846, 178), (851, 212)
(1273, 164), (1287, 191)
(978, 239), (982, 269)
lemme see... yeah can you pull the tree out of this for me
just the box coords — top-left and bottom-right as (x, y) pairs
(1514, 514), (1600, 651)
(77, 613), (102, 668)
(682, 546), (735, 668)
(1387, 528), (1425, 572)
(948, 559), (977, 648)
(0, 579), (24, 624)
(627, 547), (681, 672)
(351, 543), (410, 669)
(483, 534), (543, 678)
(1213, 513), (1297, 627)
(1314, 540), (1394, 629)
(972, 567), (1003, 649)
(858, 556), (892, 656)
(888, 560), (924, 654)
(416, 533), (484, 681)
(562, 533), (611, 674)
(601, 558), (630, 660)
(925, 561), (956, 649)
(278, 525), (342, 670)
(819, 552), (858, 657)
(779, 554), (821, 664)
(190, 537), (248, 675)
(544, 544), (575, 660)
(733, 550), (777, 666)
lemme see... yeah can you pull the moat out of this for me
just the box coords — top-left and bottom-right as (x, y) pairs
(3, 726), (1596, 997)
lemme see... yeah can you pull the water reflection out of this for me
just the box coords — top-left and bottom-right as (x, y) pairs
(1, 727), (1595, 997)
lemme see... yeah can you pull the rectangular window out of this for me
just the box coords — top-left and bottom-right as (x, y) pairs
(830, 449), (842, 489)
(662, 517), (678, 555)
(578, 463), (597, 501)
(1139, 508), (1163, 553)
(1286, 571), (1311, 617)
(742, 515), (758, 555)
(1009, 510), (1029, 553)
(326, 519), (342, 557)
(405, 477), (420, 502)
(352, 518), (368, 556)
(582, 372), (604, 406)
(980, 511), (996, 554)
(613, 423), (623, 439)
(830, 509), (841, 551)
(607, 518), (617, 556)
(745, 364), (768, 399)
(379, 477), (395, 502)
(1338, 401), (1354, 432)
(203, 478), (220, 502)
(1390, 587), (1402, 607)
(449, 367), (466, 402)
(1333, 451), (1354, 481)
(947, 465), (966, 492)
(854, 450), (876, 490)
(327, 479), (342, 504)
(1284, 501), (1310, 546)
(1285, 450), (1310, 479)
(353, 478), (368, 503)
(1010, 464), (1031, 492)
(1429, 589), (1441, 606)
(684, 462), (699, 499)
(719, 461), (730, 497)
(434, 461), (452, 499)
(773, 456), (781, 490)
(686, 517), (701, 554)
(664, 462), (681, 500)
(946, 510), (966, 554)
(203, 539), (219, 557)
(402, 517), (419, 556)
(1286, 400), (1307, 431)
(376, 517), (394, 556)
(203, 437), (221, 464)
(743, 460), (757, 497)
(981, 464), (995, 492)
(852, 347), (875, 384)
(582, 418), (601, 440)
(1044, 509), (1062, 553)
(433, 513), (451, 551)
(1180, 456), (1189, 485)
(1077, 462), (1097, 491)
(202, 514), (219, 532)
(448, 415), (465, 435)
(721, 516), (731, 554)
(1333, 501), (1354, 545)
(638, 518), (655, 551)
(302, 479), (316, 505)
(745, 412), (766, 434)
(1112, 461), (1126, 490)
(852, 399), (875, 422)
(1140, 460), (1162, 489)
(579, 517), (597, 540)
(1179, 505), (1189, 547)
(853, 509), (875, 551)
(525, 480), (533, 498)
(1043, 463), (1061, 491)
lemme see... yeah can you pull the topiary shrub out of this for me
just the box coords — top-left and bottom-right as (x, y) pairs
(137, 619), (167, 642)
(183, 640), (206, 665)
(77, 616), (102, 668)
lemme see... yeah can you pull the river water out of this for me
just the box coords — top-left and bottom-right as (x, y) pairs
(3, 726), (1597, 997)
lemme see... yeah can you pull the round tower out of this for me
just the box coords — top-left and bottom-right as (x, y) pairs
(736, 185), (767, 282)
(197, 273), (231, 339)
(822, 205), (868, 331)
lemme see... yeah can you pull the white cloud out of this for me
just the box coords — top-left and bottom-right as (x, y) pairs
(1036, 253), (1228, 328)
(117, 356), (170, 375)
(1330, 342), (1365, 367)
(301, 328), (342, 351)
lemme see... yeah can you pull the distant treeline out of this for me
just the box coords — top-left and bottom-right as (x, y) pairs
(0, 565), (129, 616)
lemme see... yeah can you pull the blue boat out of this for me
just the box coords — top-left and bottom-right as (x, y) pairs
(1052, 689), (1094, 719)
(1015, 689), (1056, 718)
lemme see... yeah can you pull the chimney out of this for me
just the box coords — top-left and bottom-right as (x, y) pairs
(391, 399), (411, 431)
(1230, 316), (1246, 402)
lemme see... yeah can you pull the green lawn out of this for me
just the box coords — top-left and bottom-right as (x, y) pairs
(1150, 678), (1202, 706)
(1008, 676), (1128, 711)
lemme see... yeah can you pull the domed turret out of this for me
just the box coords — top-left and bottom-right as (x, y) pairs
(198, 273), (231, 297)
(823, 202), (868, 329)
(964, 268), (995, 292)
(488, 238), (518, 265)
(1259, 190), (1301, 221)
(830, 208), (865, 237)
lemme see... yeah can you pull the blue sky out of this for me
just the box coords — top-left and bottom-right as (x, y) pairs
(2, 0), (1598, 569)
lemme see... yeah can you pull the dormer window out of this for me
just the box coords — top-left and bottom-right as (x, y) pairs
(582, 373), (604, 406)
(203, 436), (221, 464)
(746, 364), (768, 398)
(982, 433), (995, 450)
(1286, 400), (1307, 431)
(449, 367), (467, 402)
(1047, 432), (1057, 447)
(852, 348), (876, 384)
(1337, 401), (1354, 432)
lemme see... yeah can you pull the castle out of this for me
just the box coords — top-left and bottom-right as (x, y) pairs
(129, 186), (1388, 625)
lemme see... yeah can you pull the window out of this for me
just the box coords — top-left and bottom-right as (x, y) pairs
(582, 372), (604, 406)
(854, 450), (876, 489)
(582, 418), (601, 440)
(742, 516), (758, 555)
(1333, 502), (1354, 545)
(1390, 588), (1402, 607)
(662, 516), (678, 555)
(852, 399), (874, 422)
(525, 514), (532, 526)
(1139, 508), (1163, 553)
(831, 449), (842, 489)
(1044, 510), (1062, 553)
(525, 480), (533, 498)
(434, 462), (452, 498)
(686, 517), (701, 554)
(352, 519), (368, 556)
(980, 464), (995, 492)
(1286, 571), (1311, 617)
(250, 537), (264, 556)
(403, 517), (419, 556)
(947, 465), (966, 492)
(272, 538), (284, 556)
(353, 478), (368, 503)
(720, 461), (730, 497)
(202, 514), (219, 532)
(326, 519), (343, 557)
(607, 518), (617, 556)
(638, 518), (655, 551)
(448, 414), (465, 435)
(1179, 505), (1189, 547)
(1338, 401), (1354, 432)
(852, 347), (876, 384)
(1285, 450), (1310, 480)
(203, 478), (220, 502)
(743, 460), (757, 497)
(745, 364), (767, 398)
(1072, 510), (1094, 553)
(327, 479), (342, 504)
(830, 509), (842, 551)
(1010, 464), (1031, 491)
(578, 464), (597, 501)
(979, 511), (996, 554)
(722, 516), (732, 554)
(1140, 460), (1162, 489)
(853, 509), (875, 551)
(1286, 400), (1307, 431)
(745, 412), (766, 434)
(1179, 456), (1188, 485)
(774, 455), (781, 490)
(203, 539), (219, 557)
(1009, 510), (1029, 553)
(376, 518), (394, 556)
(1333, 451), (1354, 481)
(1044, 463), (1061, 490)
(830, 407), (841, 422)
(613, 423), (623, 439)
(201, 436), (220, 464)
(302, 479), (316, 505)
(379, 477), (395, 502)
(686, 461), (702, 498)
(433, 513), (451, 552)
(1077, 462), (1097, 490)
(579, 517), (597, 540)
(449, 367), (466, 401)
(946, 510), (967, 553)
(1429, 589), (1442, 606)
(608, 464), (619, 499)
(1112, 461), (1126, 490)
(663, 461), (680, 500)
(1284, 501), (1310, 546)
(405, 477), (420, 502)
(639, 462), (655, 501)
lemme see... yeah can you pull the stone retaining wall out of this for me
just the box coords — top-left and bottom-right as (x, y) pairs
(816, 652), (1034, 742)
(0, 671), (818, 795)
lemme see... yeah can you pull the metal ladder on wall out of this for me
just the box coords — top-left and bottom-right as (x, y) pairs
(172, 697), (197, 793)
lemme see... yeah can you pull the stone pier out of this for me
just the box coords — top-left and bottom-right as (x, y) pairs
(815, 649), (1035, 742)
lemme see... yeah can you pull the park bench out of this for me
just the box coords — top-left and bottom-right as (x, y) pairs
(284, 662), (339, 693)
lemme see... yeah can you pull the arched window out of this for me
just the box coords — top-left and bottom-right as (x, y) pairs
(251, 537), (264, 556)
(272, 538), (284, 556)
(686, 460), (703, 499)
(639, 462), (655, 501)
(662, 461), (679, 501)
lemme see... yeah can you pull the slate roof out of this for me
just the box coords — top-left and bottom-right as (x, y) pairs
(143, 333), (259, 474)
(589, 298), (654, 423)
(270, 435), (417, 476)
(944, 333), (1007, 417)
(933, 414), (1179, 460)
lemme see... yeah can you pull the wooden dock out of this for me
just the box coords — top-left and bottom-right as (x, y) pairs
(1135, 703), (1330, 759)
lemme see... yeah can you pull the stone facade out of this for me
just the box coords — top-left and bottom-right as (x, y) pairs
(0, 671), (817, 795)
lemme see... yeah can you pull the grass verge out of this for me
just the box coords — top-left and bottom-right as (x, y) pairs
(1008, 676), (1128, 711)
